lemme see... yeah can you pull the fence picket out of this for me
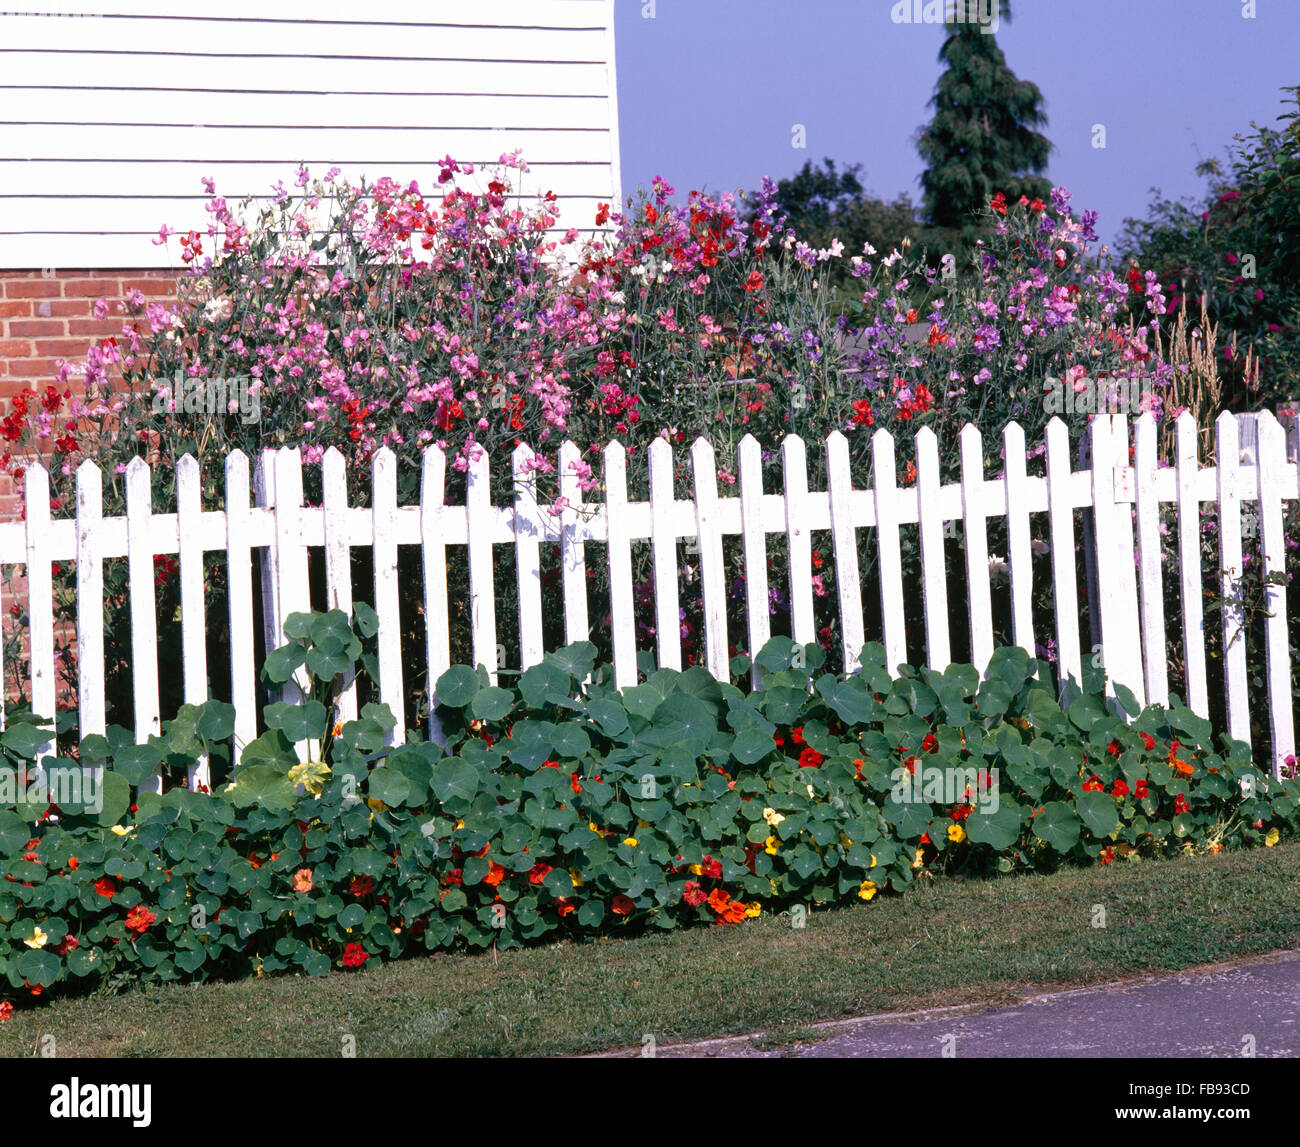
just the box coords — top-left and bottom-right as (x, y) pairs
(691, 438), (729, 682)
(825, 431), (864, 675)
(871, 429), (906, 675)
(466, 442), (498, 683)
(558, 440), (590, 649)
(24, 463), (55, 773)
(225, 451), (257, 768)
(915, 426), (950, 672)
(1089, 415), (1145, 711)
(1001, 421), (1035, 657)
(781, 435), (816, 651)
(75, 461), (105, 766)
(321, 446), (358, 725)
(1215, 411), (1251, 750)
(1132, 412), (1169, 707)
(420, 446), (450, 743)
(1175, 412), (1209, 719)
(371, 446), (404, 747)
(125, 457), (162, 792)
(648, 437), (681, 672)
(959, 424), (994, 676)
(1044, 418), (1083, 700)
(738, 434), (769, 688)
(176, 454), (209, 788)
(272, 449), (312, 765)
(512, 443), (545, 673)
(1254, 411), (1295, 778)
(603, 441), (637, 690)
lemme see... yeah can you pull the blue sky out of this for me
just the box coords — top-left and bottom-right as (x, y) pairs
(613, 0), (1300, 254)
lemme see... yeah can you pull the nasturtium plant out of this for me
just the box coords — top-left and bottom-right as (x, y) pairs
(0, 610), (1295, 1021)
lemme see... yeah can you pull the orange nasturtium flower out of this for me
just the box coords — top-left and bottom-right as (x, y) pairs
(484, 861), (506, 887)
(292, 868), (314, 893)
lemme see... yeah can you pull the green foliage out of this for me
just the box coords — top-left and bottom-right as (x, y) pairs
(1118, 86), (1300, 408)
(1, 612), (1295, 1017)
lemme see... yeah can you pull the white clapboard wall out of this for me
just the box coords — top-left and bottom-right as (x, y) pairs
(1, 413), (1297, 795)
(0, 0), (622, 268)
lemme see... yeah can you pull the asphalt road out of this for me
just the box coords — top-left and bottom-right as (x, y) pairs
(615, 949), (1300, 1058)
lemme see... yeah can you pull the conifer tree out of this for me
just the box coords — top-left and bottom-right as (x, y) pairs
(915, 1), (1052, 248)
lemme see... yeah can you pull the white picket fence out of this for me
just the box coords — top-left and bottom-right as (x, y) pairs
(1, 409), (1297, 790)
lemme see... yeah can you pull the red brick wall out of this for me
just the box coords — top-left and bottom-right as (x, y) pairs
(0, 268), (177, 519)
(1, 269), (178, 707)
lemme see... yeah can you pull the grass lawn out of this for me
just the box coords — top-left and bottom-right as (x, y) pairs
(3, 842), (1298, 1058)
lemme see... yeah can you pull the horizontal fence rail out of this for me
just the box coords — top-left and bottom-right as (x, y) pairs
(1, 410), (1297, 792)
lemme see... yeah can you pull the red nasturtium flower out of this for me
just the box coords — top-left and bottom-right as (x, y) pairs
(1174, 794), (1190, 815)
(700, 855), (722, 879)
(682, 880), (706, 906)
(799, 747), (823, 768)
(553, 897), (576, 917)
(1135, 780), (1149, 799)
(54, 933), (78, 955)
(94, 876), (117, 898)
(124, 906), (156, 935)
(1111, 779), (1130, 799)
(528, 862), (553, 885)
(66, 857), (78, 871)
(347, 875), (374, 898)
(1107, 739), (1123, 756)
(484, 861), (506, 887)
(611, 894), (634, 916)
(1082, 775), (1105, 792)
(342, 942), (369, 968)
(0, 1001), (12, 1022)
(921, 733), (939, 754)
(1140, 732), (1155, 751)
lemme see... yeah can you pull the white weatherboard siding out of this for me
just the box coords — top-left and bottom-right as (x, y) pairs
(0, 0), (622, 268)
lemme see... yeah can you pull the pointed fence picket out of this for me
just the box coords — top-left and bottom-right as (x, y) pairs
(1, 413), (1296, 800)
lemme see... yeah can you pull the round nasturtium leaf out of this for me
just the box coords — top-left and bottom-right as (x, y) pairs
(1032, 801), (1081, 852)
(435, 665), (480, 709)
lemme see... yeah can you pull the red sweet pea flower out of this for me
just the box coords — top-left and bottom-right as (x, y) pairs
(851, 399), (874, 427)
(742, 270), (764, 293)
(342, 942), (369, 968)
(990, 191), (1008, 215)
(595, 202), (611, 226)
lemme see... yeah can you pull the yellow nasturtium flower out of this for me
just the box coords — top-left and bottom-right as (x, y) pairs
(24, 926), (48, 949)
(623, 837), (638, 848)
(764, 835), (780, 856)
(762, 807), (785, 827)
(1265, 827), (1280, 847)
(858, 881), (877, 901)
(912, 847), (925, 870)
(745, 902), (761, 918)
(948, 824), (967, 844)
